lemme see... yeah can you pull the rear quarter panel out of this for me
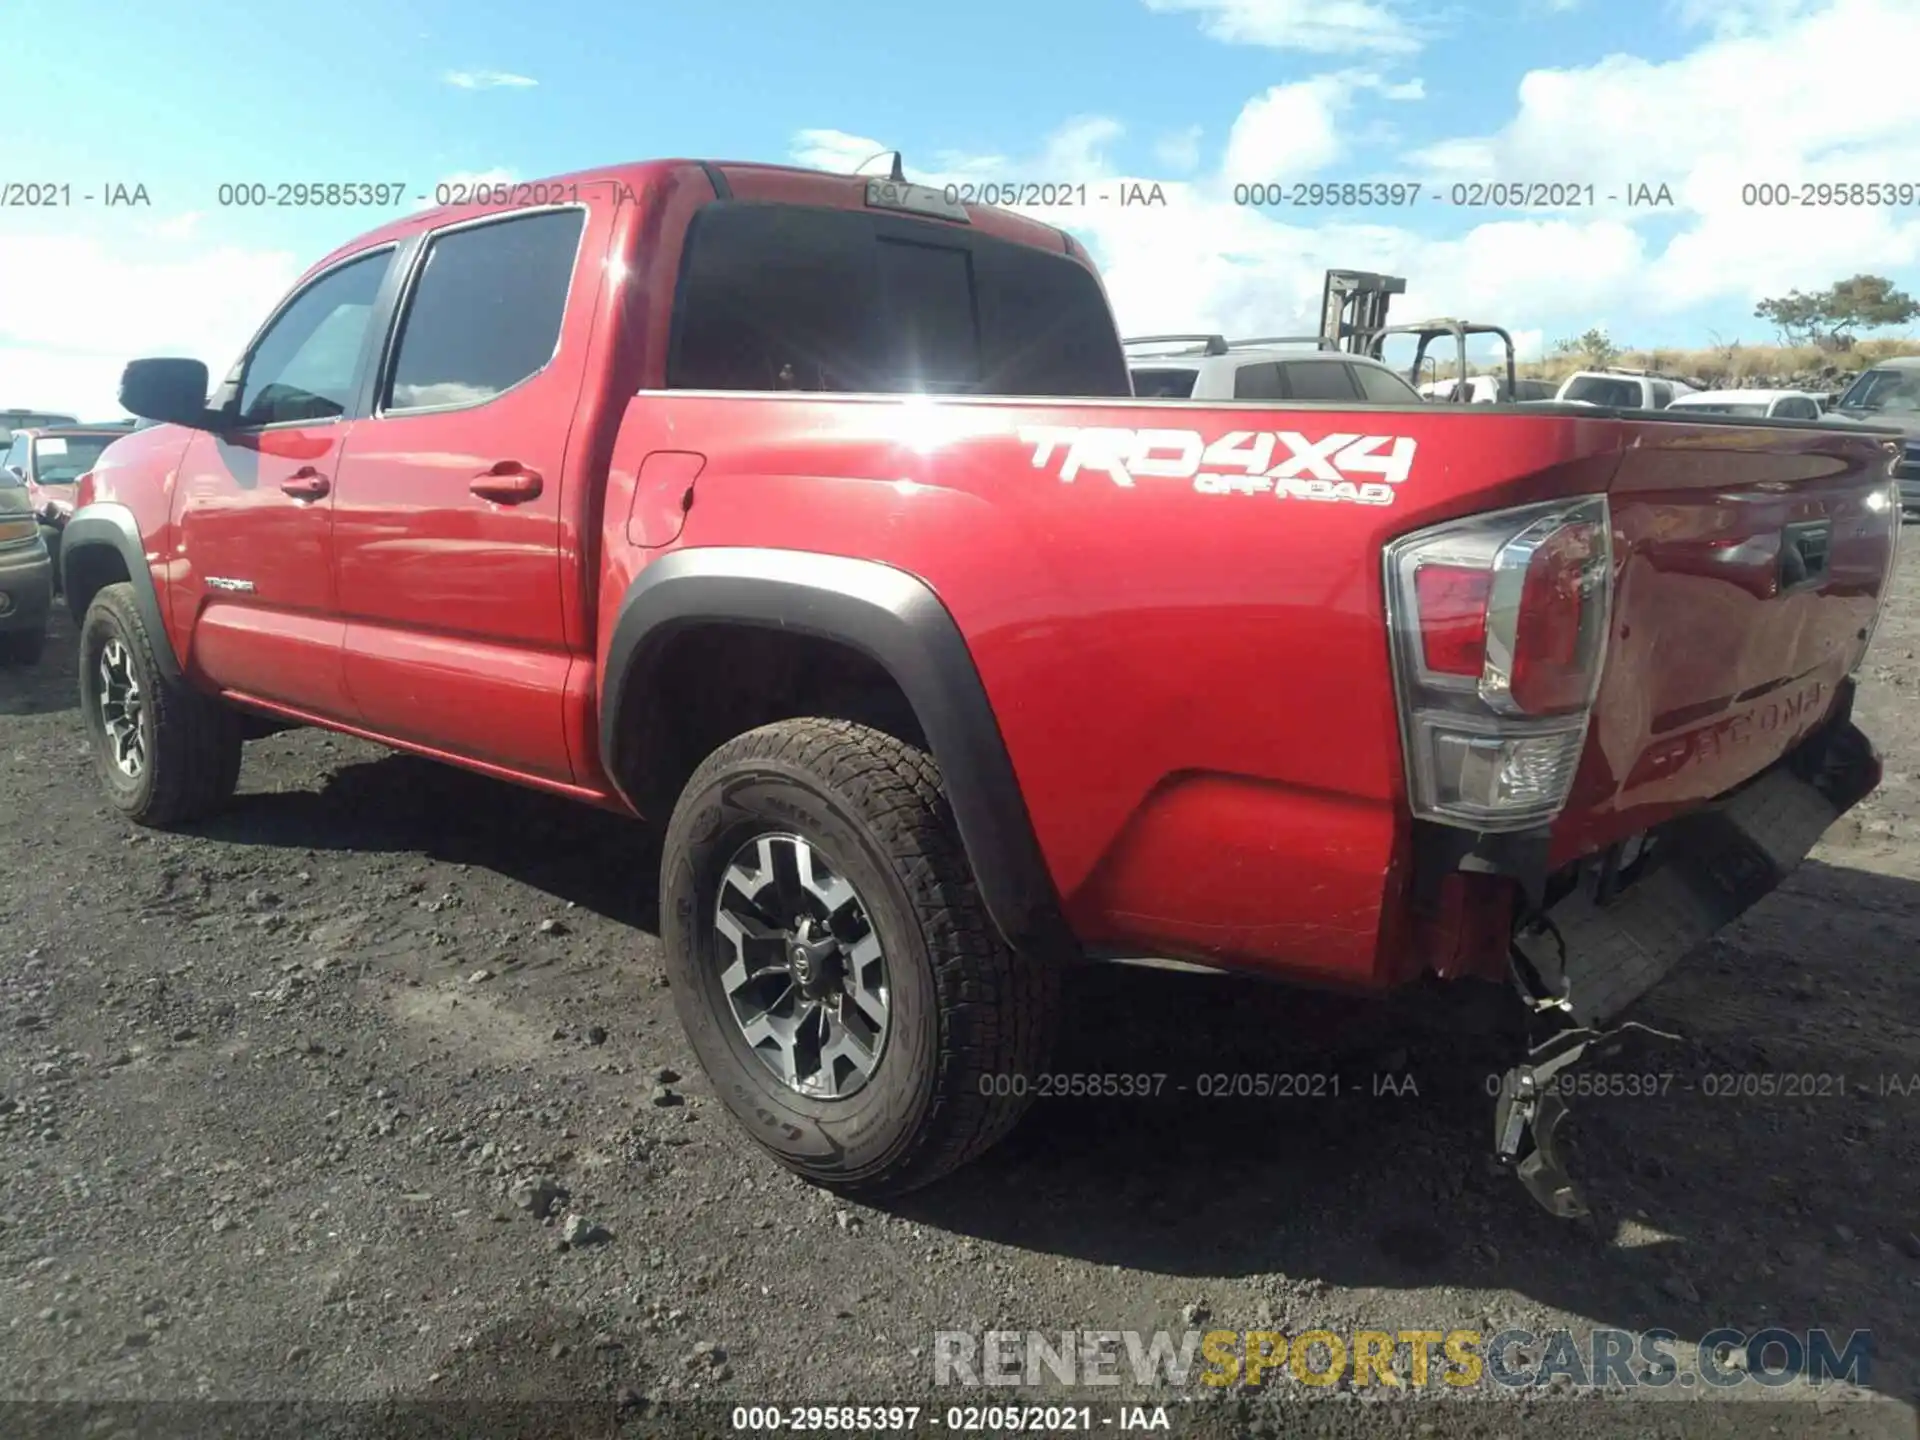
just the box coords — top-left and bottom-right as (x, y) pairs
(606, 395), (1645, 987)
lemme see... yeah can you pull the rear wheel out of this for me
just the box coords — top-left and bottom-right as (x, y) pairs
(660, 717), (1059, 1193)
(79, 582), (242, 825)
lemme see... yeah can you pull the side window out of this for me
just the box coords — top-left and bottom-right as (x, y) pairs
(1233, 363), (1287, 400)
(1351, 362), (1419, 403)
(0, 437), (24, 482)
(237, 251), (391, 426)
(384, 208), (586, 411)
(1281, 360), (1361, 401)
(1781, 397), (1814, 419)
(1650, 381), (1674, 408)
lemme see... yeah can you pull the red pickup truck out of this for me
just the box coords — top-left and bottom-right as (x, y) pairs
(66, 159), (1900, 1215)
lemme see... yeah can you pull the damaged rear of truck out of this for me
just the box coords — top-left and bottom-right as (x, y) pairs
(983, 399), (1899, 1214)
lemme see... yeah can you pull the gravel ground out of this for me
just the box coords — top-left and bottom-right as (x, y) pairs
(3, 535), (1919, 1440)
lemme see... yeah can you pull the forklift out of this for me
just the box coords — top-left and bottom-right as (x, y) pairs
(1316, 269), (1522, 403)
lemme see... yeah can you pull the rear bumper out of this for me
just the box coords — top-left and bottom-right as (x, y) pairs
(0, 541), (53, 633)
(1513, 707), (1880, 1026)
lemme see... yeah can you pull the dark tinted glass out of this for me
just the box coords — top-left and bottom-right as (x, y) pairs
(386, 209), (584, 410)
(1233, 363), (1285, 400)
(1281, 359), (1360, 400)
(1561, 376), (1641, 407)
(239, 251), (390, 425)
(878, 239), (980, 392)
(1131, 368), (1198, 398)
(31, 435), (113, 482)
(1352, 362), (1418, 402)
(668, 203), (1129, 396)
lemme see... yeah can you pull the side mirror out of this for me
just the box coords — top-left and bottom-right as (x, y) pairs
(119, 358), (222, 429)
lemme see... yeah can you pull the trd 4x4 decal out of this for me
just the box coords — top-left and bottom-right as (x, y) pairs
(1018, 425), (1417, 506)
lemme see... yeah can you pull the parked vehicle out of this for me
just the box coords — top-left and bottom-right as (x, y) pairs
(1416, 375), (1558, 404)
(68, 159), (1899, 1218)
(0, 460), (53, 665)
(3, 425), (128, 589)
(1823, 357), (1920, 514)
(1127, 335), (1423, 402)
(1553, 370), (1699, 408)
(1665, 388), (1824, 421)
(1, 408), (79, 444)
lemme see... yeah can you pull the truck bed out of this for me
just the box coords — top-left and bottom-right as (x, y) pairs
(607, 392), (1901, 990)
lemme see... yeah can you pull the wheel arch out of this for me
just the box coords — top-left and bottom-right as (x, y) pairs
(602, 547), (1074, 959)
(61, 503), (182, 683)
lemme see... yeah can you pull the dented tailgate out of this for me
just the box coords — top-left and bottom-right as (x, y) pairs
(1553, 416), (1901, 864)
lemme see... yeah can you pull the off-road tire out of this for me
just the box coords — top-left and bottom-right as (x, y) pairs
(661, 717), (1060, 1193)
(79, 582), (243, 825)
(0, 625), (45, 666)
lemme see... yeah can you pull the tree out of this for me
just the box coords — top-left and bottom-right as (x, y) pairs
(1553, 328), (1619, 369)
(1755, 274), (1919, 352)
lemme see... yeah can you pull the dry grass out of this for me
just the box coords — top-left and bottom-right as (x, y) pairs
(1411, 336), (1920, 387)
(1515, 337), (1920, 387)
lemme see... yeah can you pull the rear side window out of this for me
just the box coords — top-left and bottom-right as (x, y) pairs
(1132, 368), (1198, 398)
(1281, 360), (1360, 401)
(385, 209), (586, 411)
(1233, 363), (1286, 400)
(31, 435), (112, 483)
(1650, 381), (1674, 408)
(238, 251), (391, 426)
(667, 203), (1129, 396)
(1352, 362), (1419, 403)
(1559, 375), (1642, 408)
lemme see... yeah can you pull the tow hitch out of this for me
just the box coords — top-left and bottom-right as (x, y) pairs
(1480, 709), (1880, 1219)
(1493, 913), (1682, 1220)
(1493, 1023), (1593, 1219)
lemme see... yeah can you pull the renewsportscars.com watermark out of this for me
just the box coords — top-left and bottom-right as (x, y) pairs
(933, 1328), (1873, 1392)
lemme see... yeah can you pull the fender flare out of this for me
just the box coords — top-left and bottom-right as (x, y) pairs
(61, 502), (183, 683)
(602, 547), (1074, 958)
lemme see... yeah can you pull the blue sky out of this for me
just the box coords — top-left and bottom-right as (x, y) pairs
(5, 0), (1919, 412)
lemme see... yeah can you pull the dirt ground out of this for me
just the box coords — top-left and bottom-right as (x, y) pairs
(3, 532), (1919, 1440)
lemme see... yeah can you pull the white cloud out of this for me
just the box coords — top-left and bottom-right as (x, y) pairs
(1142, 0), (1425, 54)
(1405, 0), (1920, 315)
(443, 69), (536, 89)
(1039, 117), (1125, 180)
(1218, 70), (1424, 184)
(1155, 126), (1206, 172)
(0, 232), (299, 415)
(1221, 77), (1351, 183)
(788, 0), (1919, 355)
(790, 130), (901, 175)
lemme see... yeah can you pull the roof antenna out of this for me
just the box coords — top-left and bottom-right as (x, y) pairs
(853, 150), (905, 180)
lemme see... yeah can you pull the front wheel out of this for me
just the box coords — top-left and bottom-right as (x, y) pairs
(660, 717), (1059, 1193)
(78, 582), (243, 825)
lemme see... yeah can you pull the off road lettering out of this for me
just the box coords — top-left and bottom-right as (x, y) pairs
(1019, 425), (1417, 502)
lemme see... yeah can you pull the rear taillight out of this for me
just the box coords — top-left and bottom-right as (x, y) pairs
(1385, 495), (1613, 830)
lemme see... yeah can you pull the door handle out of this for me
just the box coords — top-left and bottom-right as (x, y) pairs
(470, 461), (543, 504)
(281, 468), (330, 500)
